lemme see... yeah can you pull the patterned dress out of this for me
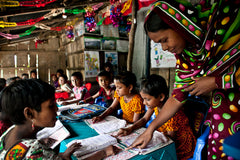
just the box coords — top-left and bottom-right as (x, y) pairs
(98, 86), (114, 107)
(0, 126), (62, 160)
(154, 107), (196, 160)
(72, 86), (93, 104)
(145, 1), (240, 159)
(114, 91), (144, 123)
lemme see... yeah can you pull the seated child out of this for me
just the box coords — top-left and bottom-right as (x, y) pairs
(0, 79), (11, 136)
(92, 71), (144, 123)
(83, 71), (115, 107)
(56, 74), (72, 93)
(0, 112), (11, 136)
(51, 74), (58, 88)
(117, 74), (196, 160)
(59, 72), (93, 105)
(0, 79), (118, 159)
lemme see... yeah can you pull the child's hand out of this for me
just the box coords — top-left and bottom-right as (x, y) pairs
(77, 100), (85, 105)
(116, 127), (133, 137)
(61, 142), (81, 160)
(39, 138), (57, 147)
(92, 116), (103, 123)
(103, 145), (121, 157)
(61, 101), (69, 105)
(56, 98), (64, 102)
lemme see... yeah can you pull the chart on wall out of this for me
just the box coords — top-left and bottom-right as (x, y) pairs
(84, 51), (100, 78)
(151, 41), (176, 68)
(105, 52), (118, 75)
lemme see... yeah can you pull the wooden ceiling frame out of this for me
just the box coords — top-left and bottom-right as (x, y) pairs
(0, 0), (110, 46)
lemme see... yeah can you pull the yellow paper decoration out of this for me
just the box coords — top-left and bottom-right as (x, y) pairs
(85, 6), (93, 13)
(0, 21), (17, 28)
(66, 18), (79, 26)
(121, 0), (132, 14)
(0, 0), (19, 7)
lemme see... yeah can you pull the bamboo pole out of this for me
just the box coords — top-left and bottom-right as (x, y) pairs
(127, 0), (137, 71)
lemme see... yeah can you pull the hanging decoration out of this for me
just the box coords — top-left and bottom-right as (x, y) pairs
(65, 25), (74, 40)
(110, 4), (122, 27)
(118, 16), (131, 37)
(64, 8), (85, 14)
(0, 21), (17, 28)
(43, 8), (64, 19)
(0, 32), (19, 39)
(35, 23), (51, 30)
(19, 0), (56, 7)
(92, 2), (104, 10)
(126, 16), (132, 33)
(51, 26), (66, 31)
(121, 0), (132, 14)
(84, 6), (96, 32)
(0, 0), (56, 7)
(0, 0), (19, 7)
(34, 38), (47, 48)
(19, 26), (36, 37)
(16, 17), (44, 26)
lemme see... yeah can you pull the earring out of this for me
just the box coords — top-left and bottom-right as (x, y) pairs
(129, 90), (131, 94)
(32, 119), (35, 130)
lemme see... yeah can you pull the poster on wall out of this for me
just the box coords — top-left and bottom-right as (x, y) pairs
(151, 41), (176, 68)
(84, 51), (100, 78)
(102, 39), (116, 51)
(105, 52), (118, 75)
(117, 40), (128, 52)
(74, 21), (85, 37)
(84, 37), (101, 50)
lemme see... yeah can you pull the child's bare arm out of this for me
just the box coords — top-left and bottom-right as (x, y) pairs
(133, 113), (141, 123)
(116, 109), (154, 137)
(83, 92), (100, 104)
(92, 98), (119, 123)
(84, 145), (120, 160)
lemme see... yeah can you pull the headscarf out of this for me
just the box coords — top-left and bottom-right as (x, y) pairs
(145, 0), (240, 102)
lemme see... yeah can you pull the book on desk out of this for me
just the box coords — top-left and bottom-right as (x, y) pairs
(58, 103), (107, 121)
(37, 120), (70, 149)
(66, 116), (174, 159)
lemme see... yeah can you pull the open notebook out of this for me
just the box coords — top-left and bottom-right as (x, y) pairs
(37, 120), (70, 149)
(67, 116), (173, 159)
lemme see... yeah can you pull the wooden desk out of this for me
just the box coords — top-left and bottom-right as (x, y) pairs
(59, 121), (177, 160)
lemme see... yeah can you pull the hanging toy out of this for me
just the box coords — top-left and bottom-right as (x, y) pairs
(110, 4), (122, 27)
(65, 25), (74, 41)
(126, 16), (132, 33)
(84, 6), (96, 32)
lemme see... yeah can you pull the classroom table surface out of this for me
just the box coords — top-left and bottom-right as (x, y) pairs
(59, 120), (177, 160)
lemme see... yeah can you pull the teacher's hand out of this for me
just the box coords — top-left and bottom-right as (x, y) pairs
(184, 76), (217, 96)
(127, 129), (153, 150)
(116, 127), (133, 137)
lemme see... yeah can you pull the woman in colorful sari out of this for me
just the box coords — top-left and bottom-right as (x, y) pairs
(128, 0), (240, 159)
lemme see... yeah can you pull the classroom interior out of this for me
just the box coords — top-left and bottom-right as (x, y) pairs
(0, 0), (239, 160)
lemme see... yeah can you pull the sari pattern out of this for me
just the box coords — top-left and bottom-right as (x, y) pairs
(146, 0), (240, 159)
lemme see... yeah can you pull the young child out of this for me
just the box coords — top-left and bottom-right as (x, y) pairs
(0, 78), (11, 136)
(0, 79), (118, 159)
(60, 72), (93, 105)
(51, 74), (58, 88)
(56, 74), (72, 93)
(117, 74), (196, 160)
(21, 73), (29, 79)
(83, 71), (115, 107)
(30, 69), (37, 79)
(104, 62), (114, 83)
(92, 71), (144, 123)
